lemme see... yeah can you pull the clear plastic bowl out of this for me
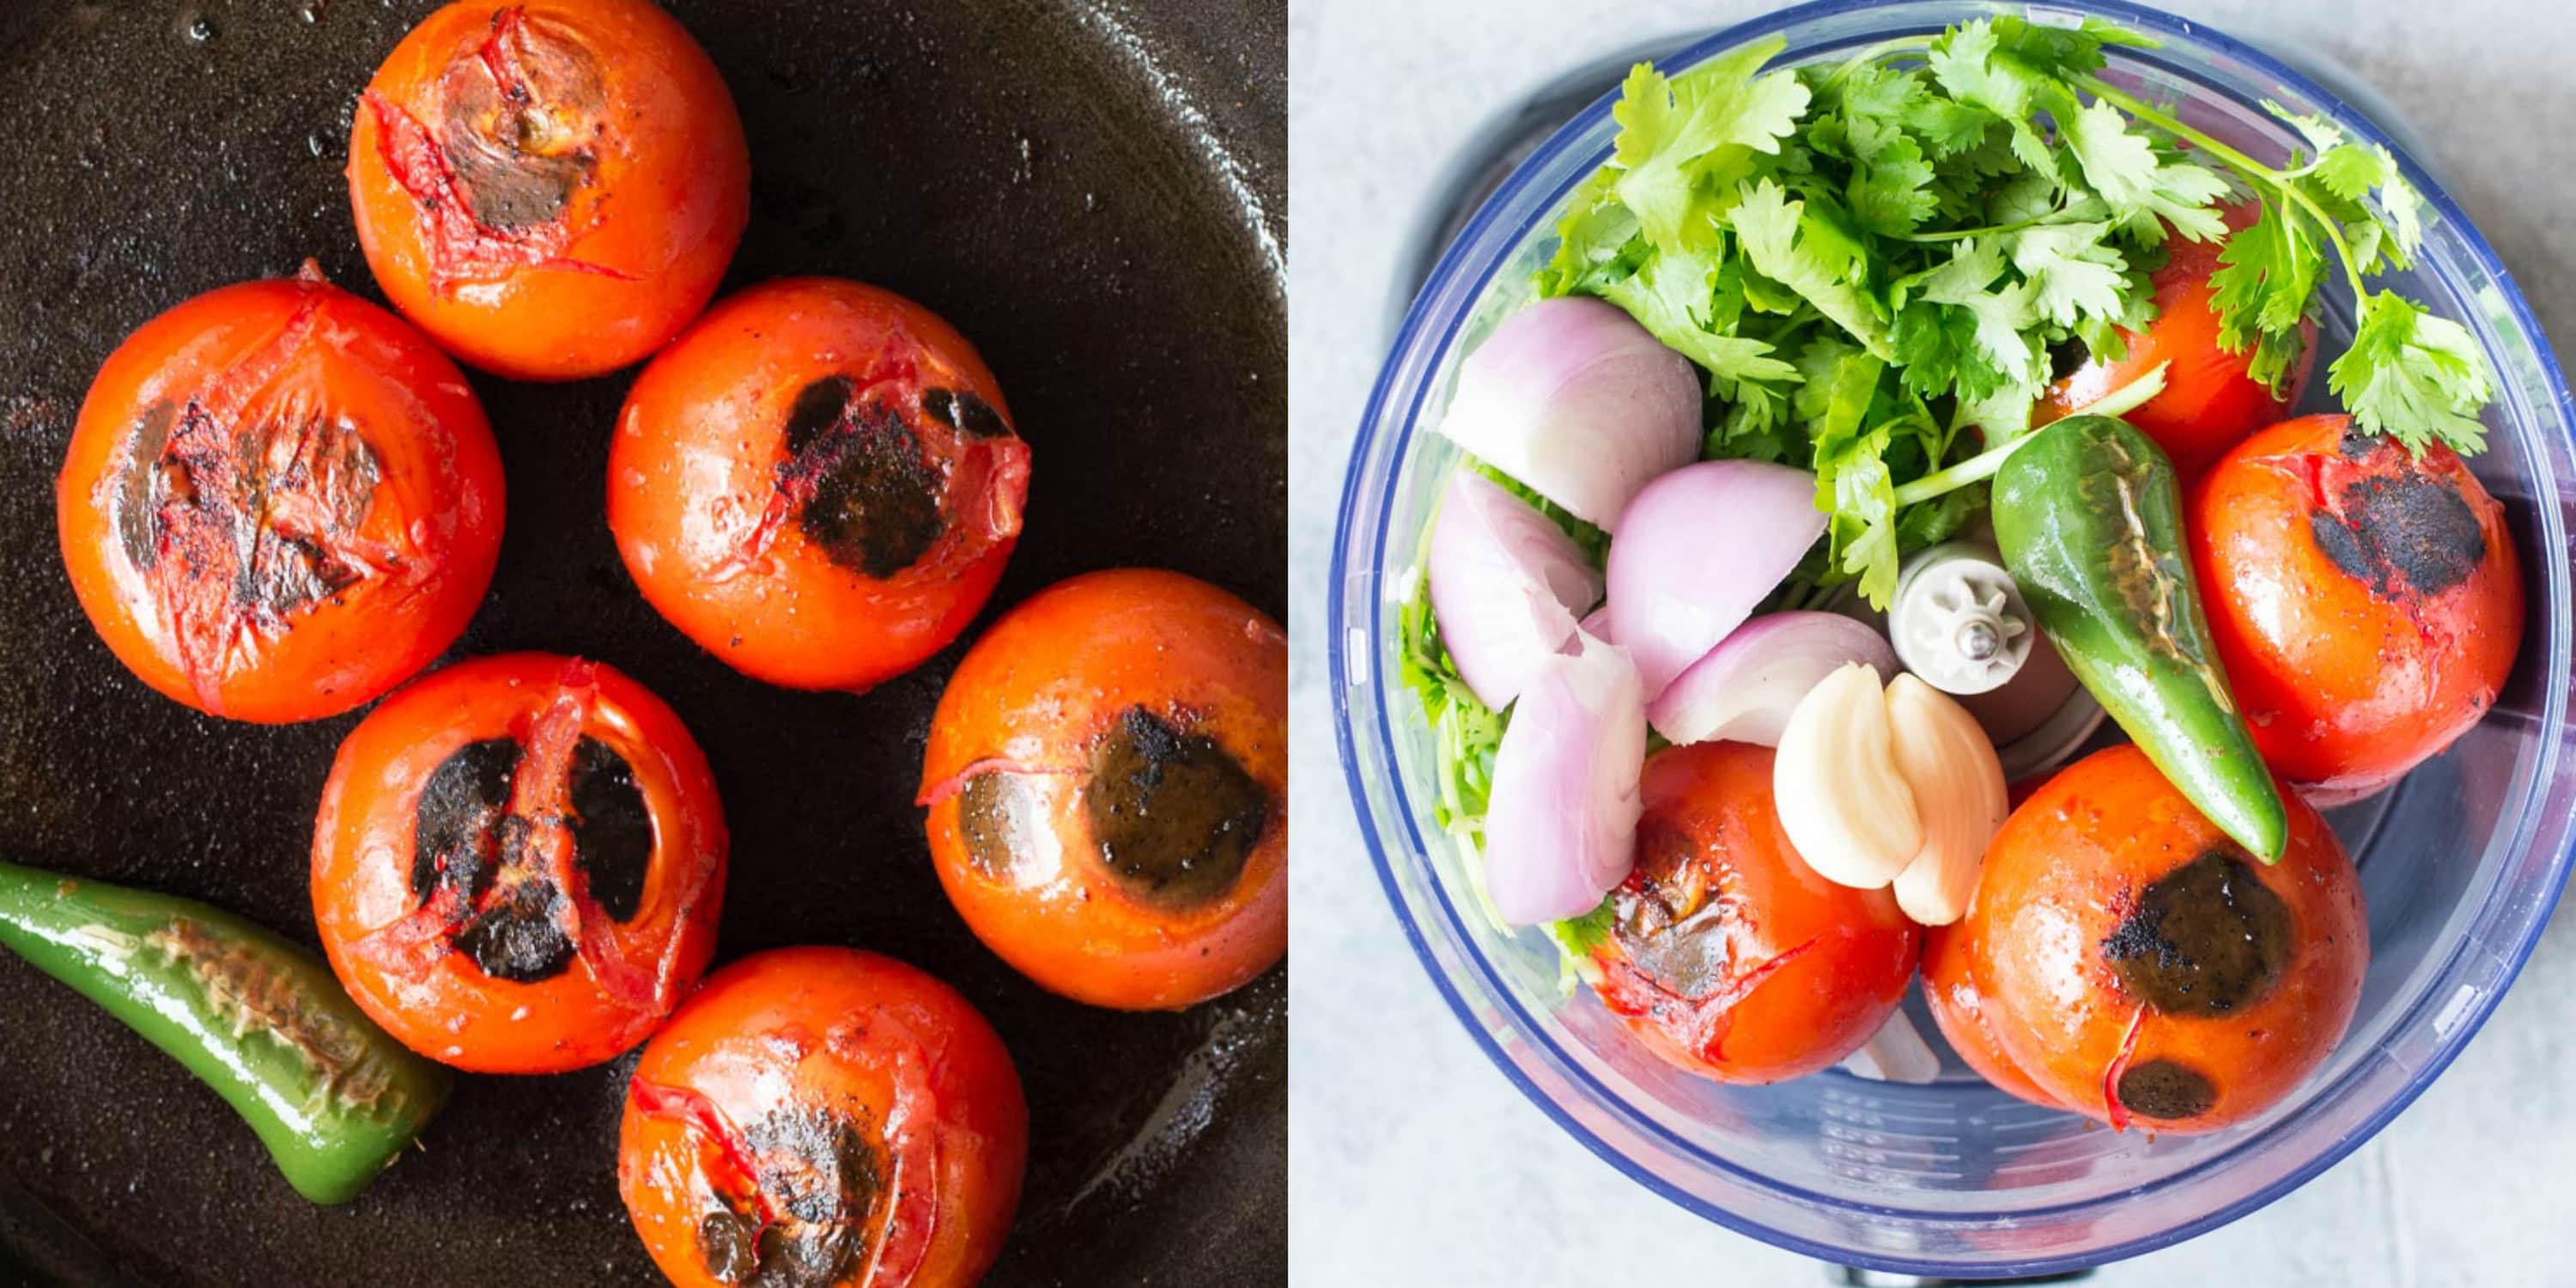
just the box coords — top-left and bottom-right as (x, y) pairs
(1328, 0), (2576, 1274)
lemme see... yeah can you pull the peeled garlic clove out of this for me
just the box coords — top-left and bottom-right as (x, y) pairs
(1773, 662), (1922, 890)
(1886, 673), (2011, 926)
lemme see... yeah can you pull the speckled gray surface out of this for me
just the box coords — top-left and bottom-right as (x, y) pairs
(1288, 1), (2576, 1284)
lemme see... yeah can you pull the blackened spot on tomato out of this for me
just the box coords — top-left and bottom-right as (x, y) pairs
(2048, 336), (2088, 384)
(1610, 811), (1731, 999)
(2117, 1057), (2217, 1120)
(2310, 468), (2487, 599)
(790, 402), (945, 580)
(696, 1209), (760, 1285)
(116, 401), (178, 571)
(694, 1105), (878, 1287)
(144, 398), (384, 628)
(959, 771), (1043, 879)
(436, 7), (602, 232)
(411, 738), (522, 906)
(920, 387), (1013, 440)
(2102, 848), (2290, 1018)
(568, 737), (650, 921)
(1086, 707), (1267, 907)
(454, 841), (576, 982)
(781, 376), (854, 458)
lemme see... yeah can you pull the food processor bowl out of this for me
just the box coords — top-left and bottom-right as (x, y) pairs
(1329, 0), (2576, 1274)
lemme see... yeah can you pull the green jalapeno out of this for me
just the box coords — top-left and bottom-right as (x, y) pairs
(0, 860), (450, 1204)
(1991, 415), (2287, 861)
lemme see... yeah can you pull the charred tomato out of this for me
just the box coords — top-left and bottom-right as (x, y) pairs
(347, 0), (749, 380)
(618, 947), (1027, 1288)
(311, 653), (726, 1073)
(920, 569), (1284, 1012)
(611, 278), (1031, 694)
(1589, 743), (1918, 1084)
(2037, 204), (2314, 480)
(2191, 414), (2522, 802)
(56, 264), (503, 724)
(1958, 745), (2366, 1133)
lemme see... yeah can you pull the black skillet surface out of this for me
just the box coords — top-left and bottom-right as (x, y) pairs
(0, 0), (1285, 1283)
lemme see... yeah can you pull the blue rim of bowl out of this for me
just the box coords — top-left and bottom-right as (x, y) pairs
(1329, 0), (2576, 1275)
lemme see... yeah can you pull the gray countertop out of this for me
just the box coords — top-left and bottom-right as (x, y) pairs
(1287, 1), (2576, 1282)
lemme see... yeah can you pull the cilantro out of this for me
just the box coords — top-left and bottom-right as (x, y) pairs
(2072, 80), (2488, 455)
(1732, 180), (1894, 359)
(2330, 292), (2493, 455)
(1610, 41), (1810, 254)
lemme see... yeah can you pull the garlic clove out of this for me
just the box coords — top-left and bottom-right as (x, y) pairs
(1886, 672), (2011, 926)
(1773, 662), (1922, 890)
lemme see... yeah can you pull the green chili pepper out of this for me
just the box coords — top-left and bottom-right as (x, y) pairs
(1991, 415), (2288, 862)
(0, 860), (450, 1204)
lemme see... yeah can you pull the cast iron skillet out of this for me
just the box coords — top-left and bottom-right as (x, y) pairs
(0, 0), (1285, 1283)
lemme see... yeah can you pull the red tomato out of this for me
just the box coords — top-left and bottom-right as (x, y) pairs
(618, 947), (1027, 1288)
(55, 264), (503, 723)
(610, 278), (1032, 693)
(2191, 414), (2522, 801)
(1958, 746), (2366, 1133)
(1589, 743), (1919, 1084)
(311, 653), (726, 1073)
(2038, 204), (2314, 479)
(347, 0), (749, 380)
(921, 570), (1285, 1011)
(1920, 922), (2066, 1110)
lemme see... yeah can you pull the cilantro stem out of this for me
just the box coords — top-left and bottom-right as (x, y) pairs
(1815, 36), (1930, 93)
(2075, 76), (2369, 290)
(1891, 361), (2169, 507)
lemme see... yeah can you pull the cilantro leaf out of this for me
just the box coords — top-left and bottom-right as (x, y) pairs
(2010, 221), (2131, 328)
(1610, 42), (1810, 253)
(1596, 245), (1802, 388)
(1891, 237), (2044, 400)
(2206, 197), (2324, 389)
(2057, 97), (2232, 244)
(1844, 112), (1940, 236)
(1730, 179), (1894, 357)
(2330, 291), (2494, 456)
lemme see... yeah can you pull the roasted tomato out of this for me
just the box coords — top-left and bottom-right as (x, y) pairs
(1589, 743), (1918, 1084)
(2038, 204), (2314, 479)
(311, 653), (726, 1072)
(347, 0), (749, 380)
(610, 278), (1032, 693)
(56, 264), (503, 724)
(1956, 745), (2366, 1133)
(1920, 922), (2065, 1109)
(619, 947), (1027, 1288)
(920, 569), (1284, 1011)
(2191, 414), (2522, 802)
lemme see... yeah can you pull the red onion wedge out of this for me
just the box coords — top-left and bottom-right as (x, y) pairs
(1649, 611), (1899, 746)
(1426, 471), (1603, 710)
(1436, 297), (1700, 529)
(1483, 631), (1644, 927)
(1607, 460), (1828, 700)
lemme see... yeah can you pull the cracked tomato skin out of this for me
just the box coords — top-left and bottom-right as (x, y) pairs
(921, 570), (1285, 1012)
(311, 653), (726, 1073)
(618, 947), (1027, 1288)
(1960, 746), (2366, 1134)
(2038, 203), (2314, 481)
(1589, 743), (1917, 1084)
(611, 278), (1032, 693)
(56, 268), (503, 724)
(2190, 415), (2522, 802)
(347, 0), (748, 380)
